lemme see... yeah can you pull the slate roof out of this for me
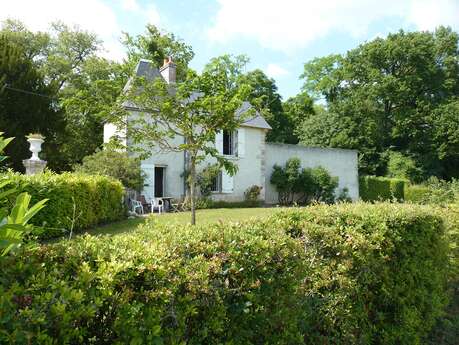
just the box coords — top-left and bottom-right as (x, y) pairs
(123, 60), (272, 130)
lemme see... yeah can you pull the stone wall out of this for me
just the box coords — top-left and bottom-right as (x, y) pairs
(264, 143), (359, 204)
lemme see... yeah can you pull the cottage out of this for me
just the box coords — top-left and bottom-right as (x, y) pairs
(104, 59), (359, 204)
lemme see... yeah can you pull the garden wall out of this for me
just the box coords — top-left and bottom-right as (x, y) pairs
(264, 143), (359, 203)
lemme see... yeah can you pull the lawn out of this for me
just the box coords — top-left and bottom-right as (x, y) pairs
(84, 207), (285, 237)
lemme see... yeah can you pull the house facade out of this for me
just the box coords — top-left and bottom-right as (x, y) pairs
(104, 59), (359, 204)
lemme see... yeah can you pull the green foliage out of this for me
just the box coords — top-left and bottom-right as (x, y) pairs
(359, 175), (406, 202)
(299, 27), (459, 179)
(0, 171), (125, 239)
(0, 33), (61, 172)
(270, 158), (338, 205)
(74, 149), (145, 191)
(196, 164), (220, 197)
(0, 203), (450, 344)
(405, 177), (459, 205)
(244, 185), (262, 205)
(385, 151), (424, 183)
(122, 24), (195, 82)
(0, 134), (47, 255)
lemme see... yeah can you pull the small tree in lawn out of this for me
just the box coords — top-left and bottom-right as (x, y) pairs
(112, 55), (252, 225)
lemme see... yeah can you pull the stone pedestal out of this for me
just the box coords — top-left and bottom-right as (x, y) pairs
(23, 159), (47, 175)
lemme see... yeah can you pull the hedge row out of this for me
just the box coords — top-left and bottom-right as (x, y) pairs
(359, 175), (406, 202)
(0, 203), (450, 344)
(1, 171), (125, 238)
(405, 184), (432, 204)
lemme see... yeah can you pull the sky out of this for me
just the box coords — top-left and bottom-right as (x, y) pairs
(1, 0), (458, 99)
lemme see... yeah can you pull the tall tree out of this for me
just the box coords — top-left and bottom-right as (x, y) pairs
(112, 55), (252, 225)
(0, 34), (61, 172)
(282, 91), (315, 144)
(122, 24), (195, 81)
(238, 69), (294, 142)
(299, 27), (459, 178)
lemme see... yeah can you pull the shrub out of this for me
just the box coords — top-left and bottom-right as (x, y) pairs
(405, 184), (432, 204)
(359, 175), (406, 202)
(74, 149), (145, 191)
(0, 203), (450, 344)
(244, 185), (262, 205)
(273, 203), (449, 344)
(405, 178), (459, 205)
(0, 171), (125, 239)
(271, 158), (339, 205)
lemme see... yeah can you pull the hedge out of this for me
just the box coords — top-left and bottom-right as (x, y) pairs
(1, 171), (125, 238)
(0, 203), (450, 344)
(359, 175), (406, 202)
(405, 184), (432, 204)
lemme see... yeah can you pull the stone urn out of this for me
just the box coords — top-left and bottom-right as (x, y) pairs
(27, 135), (44, 161)
(23, 134), (47, 175)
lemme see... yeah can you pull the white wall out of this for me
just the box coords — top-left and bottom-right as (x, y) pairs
(209, 126), (267, 202)
(264, 143), (359, 204)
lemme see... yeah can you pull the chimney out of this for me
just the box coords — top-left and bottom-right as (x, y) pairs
(160, 56), (176, 84)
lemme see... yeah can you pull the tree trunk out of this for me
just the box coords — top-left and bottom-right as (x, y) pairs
(190, 156), (197, 225)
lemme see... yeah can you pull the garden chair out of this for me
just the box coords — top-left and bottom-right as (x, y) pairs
(151, 198), (164, 214)
(131, 199), (144, 215)
(170, 199), (185, 212)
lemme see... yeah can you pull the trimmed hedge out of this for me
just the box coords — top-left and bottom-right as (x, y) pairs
(405, 184), (432, 204)
(359, 175), (406, 202)
(0, 203), (450, 344)
(1, 171), (125, 238)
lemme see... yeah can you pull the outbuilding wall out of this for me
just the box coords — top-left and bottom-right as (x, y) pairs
(264, 143), (359, 204)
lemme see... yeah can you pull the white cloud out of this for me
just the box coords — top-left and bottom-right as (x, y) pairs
(265, 63), (289, 78)
(120, 0), (140, 12)
(0, 0), (162, 61)
(208, 0), (459, 53)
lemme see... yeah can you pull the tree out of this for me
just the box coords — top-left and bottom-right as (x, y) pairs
(122, 24), (195, 82)
(283, 91), (315, 144)
(0, 34), (61, 172)
(112, 55), (252, 225)
(74, 148), (145, 191)
(238, 69), (295, 143)
(299, 27), (459, 178)
(0, 19), (109, 171)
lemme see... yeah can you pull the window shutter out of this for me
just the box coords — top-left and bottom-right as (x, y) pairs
(140, 163), (155, 201)
(215, 130), (223, 154)
(221, 171), (234, 193)
(237, 128), (245, 157)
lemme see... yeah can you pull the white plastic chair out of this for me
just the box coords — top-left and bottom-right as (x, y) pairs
(151, 198), (164, 214)
(131, 199), (144, 214)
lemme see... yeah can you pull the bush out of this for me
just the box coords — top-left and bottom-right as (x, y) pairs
(74, 149), (145, 191)
(244, 185), (262, 205)
(359, 175), (406, 202)
(271, 158), (339, 205)
(0, 171), (125, 239)
(0, 203), (450, 344)
(405, 178), (459, 205)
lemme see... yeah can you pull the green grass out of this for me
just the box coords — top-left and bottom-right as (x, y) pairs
(83, 207), (285, 237)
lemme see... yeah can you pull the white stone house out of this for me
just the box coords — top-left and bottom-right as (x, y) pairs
(104, 59), (359, 204)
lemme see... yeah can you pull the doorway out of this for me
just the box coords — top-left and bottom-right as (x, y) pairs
(154, 167), (165, 197)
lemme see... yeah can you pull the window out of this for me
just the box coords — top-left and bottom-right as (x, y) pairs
(223, 130), (234, 155)
(210, 172), (222, 192)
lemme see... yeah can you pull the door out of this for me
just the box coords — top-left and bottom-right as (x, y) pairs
(154, 167), (165, 197)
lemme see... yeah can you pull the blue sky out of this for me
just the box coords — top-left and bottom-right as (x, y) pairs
(1, 0), (458, 99)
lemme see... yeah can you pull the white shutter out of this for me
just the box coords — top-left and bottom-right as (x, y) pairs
(141, 163), (155, 201)
(237, 128), (245, 157)
(215, 131), (223, 154)
(221, 171), (234, 193)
